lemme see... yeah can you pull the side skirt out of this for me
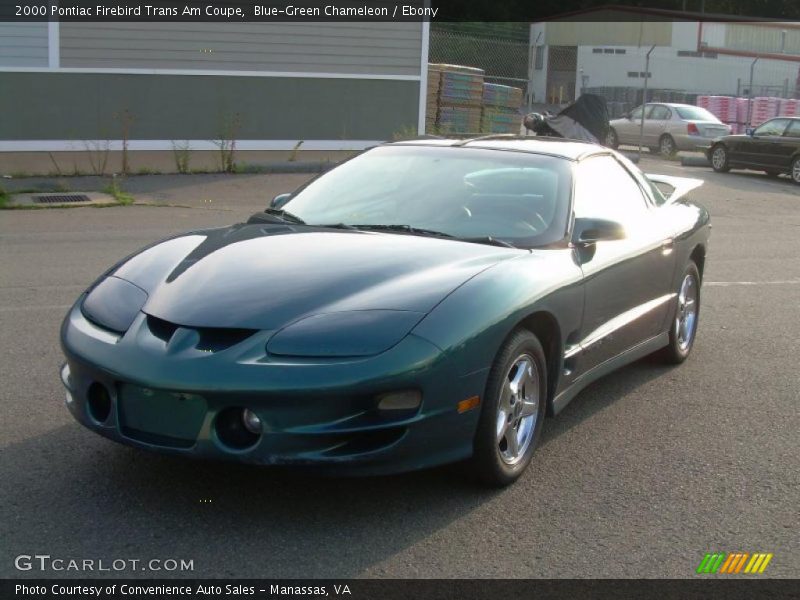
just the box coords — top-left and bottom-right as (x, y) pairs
(551, 332), (669, 415)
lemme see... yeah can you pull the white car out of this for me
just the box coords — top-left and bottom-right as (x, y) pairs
(607, 103), (731, 156)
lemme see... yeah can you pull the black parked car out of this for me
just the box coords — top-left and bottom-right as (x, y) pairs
(707, 116), (800, 184)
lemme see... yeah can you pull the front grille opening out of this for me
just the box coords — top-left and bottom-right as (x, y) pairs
(146, 315), (179, 343)
(195, 327), (257, 352)
(34, 194), (91, 204)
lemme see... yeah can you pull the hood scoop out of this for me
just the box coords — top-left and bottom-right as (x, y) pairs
(146, 315), (256, 354)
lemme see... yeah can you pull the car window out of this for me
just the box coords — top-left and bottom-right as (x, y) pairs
(649, 105), (670, 120)
(784, 120), (800, 137)
(754, 118), (790, 137)
(574, 155), (650, 233)
(674, 106), (719, 121)
(630, 105), (652, 120)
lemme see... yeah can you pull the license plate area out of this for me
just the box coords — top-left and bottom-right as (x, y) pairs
(118, 385), (207, 448)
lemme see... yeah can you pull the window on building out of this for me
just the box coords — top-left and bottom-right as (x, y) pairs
(592, 48), (603, 54)
(534, 45), (544, 70)
(603, 48), (615, 53)
(627, 71), (640, 78)
(614, 49), (626, 54)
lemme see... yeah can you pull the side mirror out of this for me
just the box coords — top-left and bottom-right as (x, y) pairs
(745, 127), (755, 136)
(270, 193), (292, 209)
(572, 217), (626, 245)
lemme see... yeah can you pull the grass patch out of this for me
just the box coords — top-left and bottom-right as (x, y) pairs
(0, 186), (8, 209)
(103, 179), (135, 205)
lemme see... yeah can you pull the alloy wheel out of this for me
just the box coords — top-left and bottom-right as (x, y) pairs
(712, 147), (728, 171)
(792, 158), (800, 184)
(660, 136), (676, 156)
(496, 354), (540, 465)
(675, 273), (698, 352)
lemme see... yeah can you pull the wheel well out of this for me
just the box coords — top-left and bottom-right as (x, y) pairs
(690, 244), (706, 282)
(520, 312), (561, 416)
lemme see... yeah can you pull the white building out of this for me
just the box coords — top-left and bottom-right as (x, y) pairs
(529, 16), (800, 105)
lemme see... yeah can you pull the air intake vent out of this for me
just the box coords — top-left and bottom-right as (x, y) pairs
(195, 327), (257, 352)
(146, 315), (255, 352)
(34, 194), (91, 204)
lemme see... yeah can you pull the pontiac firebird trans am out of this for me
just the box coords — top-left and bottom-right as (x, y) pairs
(60, 137), (710, 486)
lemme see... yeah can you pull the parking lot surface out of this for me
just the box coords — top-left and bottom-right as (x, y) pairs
(1, 159), (798, 578)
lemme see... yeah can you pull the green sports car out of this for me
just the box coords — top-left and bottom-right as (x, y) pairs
(60, 137), (710, 486)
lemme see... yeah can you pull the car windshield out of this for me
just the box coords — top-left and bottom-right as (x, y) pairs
(282, 145), (574, 248)
(674, 106), (719, 121)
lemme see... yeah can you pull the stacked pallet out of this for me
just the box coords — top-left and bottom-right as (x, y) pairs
(779, 98), (800, 117)
(481, 83), (523, 133)
(696, 95), (737, 123)
(425, 68), (441, 131)
(749, 96), (781, 126)
(427, 63), (484, 133)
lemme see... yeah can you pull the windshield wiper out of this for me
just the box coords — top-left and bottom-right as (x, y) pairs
(262, 207), (306, 224)
(349, 224), (456, 239)
(460, 236), (518, 248)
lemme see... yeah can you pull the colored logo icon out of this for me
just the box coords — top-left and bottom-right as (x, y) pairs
(696, 552), (773, 574)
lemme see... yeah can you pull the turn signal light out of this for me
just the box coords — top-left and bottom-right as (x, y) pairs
(457, 396), (480, 413)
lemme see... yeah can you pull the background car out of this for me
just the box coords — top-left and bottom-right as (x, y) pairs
(607, 103), (731, 156)
(707, 116), (800, 183)
(60, 138), (710, 487)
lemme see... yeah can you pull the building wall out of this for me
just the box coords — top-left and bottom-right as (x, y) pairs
(0, 21), (428, 152)
(59, 22), (422, 75)
(0, 72), (419, 141)
(0, 22), (48, 67)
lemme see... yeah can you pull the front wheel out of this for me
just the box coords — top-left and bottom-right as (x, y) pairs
(660, 262), (701, 364)
(792, 156), (800, 185)
(471, 329), (547, 487)
(606, 128), (619, 149)
(710, 145), (730, 172)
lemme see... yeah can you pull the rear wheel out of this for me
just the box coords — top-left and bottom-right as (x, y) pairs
(660, 262), (701, 364)
(710, 144), (730, 172)
(792, 157), (800, 185)
(659, 134), (677, 157)
(471, 329), (547, 487)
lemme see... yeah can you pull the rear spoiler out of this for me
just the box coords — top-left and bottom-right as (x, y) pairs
(646, 173), (704, 203)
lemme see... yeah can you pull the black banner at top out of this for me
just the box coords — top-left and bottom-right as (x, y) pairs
(2, 0), (800, 22)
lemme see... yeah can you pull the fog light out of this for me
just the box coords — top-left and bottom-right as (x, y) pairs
(377, 390), (421, 411)
(86, 382), (112, 423)
(242, 409), (262, 434)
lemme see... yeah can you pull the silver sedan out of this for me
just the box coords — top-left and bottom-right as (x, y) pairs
(607, 103), (731, 156)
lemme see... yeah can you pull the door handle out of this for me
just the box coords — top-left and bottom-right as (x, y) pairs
(661, 239), (674, 255)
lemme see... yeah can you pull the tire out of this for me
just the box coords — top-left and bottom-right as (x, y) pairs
(660, 262), (701, 364)
(471, 329), (548, 487)
(606, 128), (619, 149)
(792, 156), (800, 185)
(710, 144), (730, 172)
(659, 134), (677, 157)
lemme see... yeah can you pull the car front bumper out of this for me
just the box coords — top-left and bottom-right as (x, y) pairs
(60, 302), (487, 475)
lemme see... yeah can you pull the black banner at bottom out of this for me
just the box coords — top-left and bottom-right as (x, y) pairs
(3, 579), (800, 600)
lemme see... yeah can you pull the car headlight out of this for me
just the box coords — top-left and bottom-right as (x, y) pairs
(267, 310), (424, 357)
(81, 276), (148, 333)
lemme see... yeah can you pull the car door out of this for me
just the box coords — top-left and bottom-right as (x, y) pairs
(645, 104), (671, 146)
(617, 105), (652, 145)
(572, 154), (676, 373)
(745, 118), (791, 167)
(776, 119), (800, 168)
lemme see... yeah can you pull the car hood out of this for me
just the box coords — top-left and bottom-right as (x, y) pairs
(110, 224), (520, 330)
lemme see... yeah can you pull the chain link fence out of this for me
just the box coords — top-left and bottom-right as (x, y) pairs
(428, 29), (529, 91)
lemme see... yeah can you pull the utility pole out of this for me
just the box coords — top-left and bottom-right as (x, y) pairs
(638, 45), (656, 160)
(746, 57), (759, 129)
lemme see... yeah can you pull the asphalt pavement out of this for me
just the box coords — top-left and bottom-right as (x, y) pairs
(1, 159), (798, 579)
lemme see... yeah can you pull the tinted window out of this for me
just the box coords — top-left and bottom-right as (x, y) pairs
(574, 155), (649, 231)
(674, 106), (719, 121)
(649, 105), (671, 120)
(754, 118), (789, 137)
(284, 145), (574, 248)
(784, 120), (800, 137)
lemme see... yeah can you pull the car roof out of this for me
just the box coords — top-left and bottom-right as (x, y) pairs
(390, 135), (608, 161)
